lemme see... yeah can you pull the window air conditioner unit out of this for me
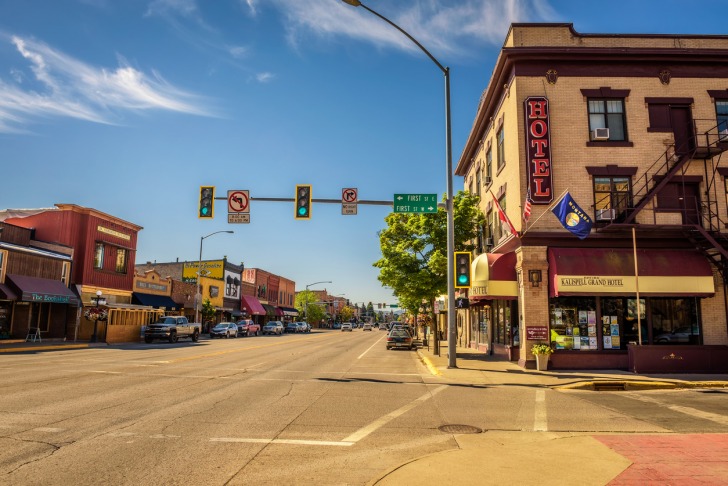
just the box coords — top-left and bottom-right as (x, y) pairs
(719, 129), (728, 141)
(596, 208), (616, 221)
(592, 128), (610, 141)
(483, 176), (492, 186)
(484, 238), (494, 246)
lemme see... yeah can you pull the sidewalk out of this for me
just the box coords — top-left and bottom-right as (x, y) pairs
(366, 343), (728, 485)
(0, 338), (96, 353)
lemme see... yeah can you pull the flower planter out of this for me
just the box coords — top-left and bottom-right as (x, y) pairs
(535, 353), (549, 371)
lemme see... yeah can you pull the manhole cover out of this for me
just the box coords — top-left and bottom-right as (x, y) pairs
(438, 424), (483, 434)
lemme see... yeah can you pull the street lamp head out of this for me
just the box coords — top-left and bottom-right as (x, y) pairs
(96, 290), (102, 297)
(341, 0), (362, 6)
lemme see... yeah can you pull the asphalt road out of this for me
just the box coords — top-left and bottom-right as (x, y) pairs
(1, 329), (726, 485)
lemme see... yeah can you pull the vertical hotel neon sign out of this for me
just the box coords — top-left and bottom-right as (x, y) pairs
(524, 97), (553, 204)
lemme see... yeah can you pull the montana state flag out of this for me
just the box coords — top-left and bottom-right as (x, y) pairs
(551, 192), (593, 239)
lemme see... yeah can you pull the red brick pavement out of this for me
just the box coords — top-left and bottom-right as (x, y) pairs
(595, 434), (728, 485)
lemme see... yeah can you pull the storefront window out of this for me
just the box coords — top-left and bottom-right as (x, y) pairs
(651, 298), (699, 345)
(0, 301), (11, 338)
(493, 300), (513, 345)
(549, 297), (597, 350)
(94, 243), (104, 269)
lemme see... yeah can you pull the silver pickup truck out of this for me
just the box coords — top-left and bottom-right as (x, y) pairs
(144, 316), (200, 343)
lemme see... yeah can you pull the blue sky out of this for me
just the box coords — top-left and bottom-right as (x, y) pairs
(1, 0), (727, 307)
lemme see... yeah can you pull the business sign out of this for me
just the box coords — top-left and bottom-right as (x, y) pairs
(524, 97), (553, 204)
(182, 260), (224, 283)
(526, 326), (548, 341)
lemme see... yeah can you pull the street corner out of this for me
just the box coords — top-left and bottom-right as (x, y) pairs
(555, 379), (728, 391)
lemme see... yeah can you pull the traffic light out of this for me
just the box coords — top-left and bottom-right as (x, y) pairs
(199, 186), (215, 218)
(454, 252), (472, 288)
(295, 184), (312, 220)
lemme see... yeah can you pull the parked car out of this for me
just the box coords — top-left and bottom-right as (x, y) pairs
(341, 323), (353, 332)
(263, 321), (284, 335)
(386, 329), (414, 350)
(296, 322), (311, 333)
(236, 319), (261, 337)
(285, 322), (299, 333)
(210, 322), (238, 339)
(379, 324), (389, 331)
(332, 322), (342, 330)
(362, 323), (373, 331)
(144, 315), (200, 343)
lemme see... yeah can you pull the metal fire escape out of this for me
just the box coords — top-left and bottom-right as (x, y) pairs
(603, 120), (728, 279)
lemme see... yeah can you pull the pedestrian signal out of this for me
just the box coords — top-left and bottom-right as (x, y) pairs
(454, 252), (472, 288)
(295, 185), (312, 220)
(199, 186), (215, 219)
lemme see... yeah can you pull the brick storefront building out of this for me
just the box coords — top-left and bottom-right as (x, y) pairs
(455, 24), (728, 372)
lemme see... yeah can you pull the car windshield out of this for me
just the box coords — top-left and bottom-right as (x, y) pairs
(156, 318), (175, 324)
(213, 324), (227, 329)
(389, 330), (409, 338)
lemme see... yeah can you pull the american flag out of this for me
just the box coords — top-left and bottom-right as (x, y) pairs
(523, 190), (532, 222)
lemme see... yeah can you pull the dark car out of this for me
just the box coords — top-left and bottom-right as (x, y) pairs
(386, 329), (414, 350)
(285, 322), (299, 333)
(210, 322), (237, 338)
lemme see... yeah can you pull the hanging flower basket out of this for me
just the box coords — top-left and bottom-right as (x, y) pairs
(84, 307), (108, 321)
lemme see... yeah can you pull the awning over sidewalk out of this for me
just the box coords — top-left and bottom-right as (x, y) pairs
(0, 283), (18, 300)
(6, 274), (80, 306)
(279, 306), (299, 317)
(548, 248), (715, 297)
(131, 292), (179, 311)
(241, 295), (266, 315)
(469, 252), (518, 301)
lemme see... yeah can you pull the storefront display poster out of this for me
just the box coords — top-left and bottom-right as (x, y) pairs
(573, 337), (580, 349)
(579, 311), (587, 325)
(602, 315), (610, 325)
(603, 336), (612, 349)
(589, 337), (598, 348)
(588, 311), (596, 325)
(610, 315), (618, 325)
(588, 325), (596, 336)
(610, 324), (619, 336)
(612, 336), (620, 348)
(581, 337), (589, 348)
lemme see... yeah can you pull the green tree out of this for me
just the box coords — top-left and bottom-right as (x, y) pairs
(295, 290), (325, 326)
(339, 305), (354, 323)
(201, 299), (216, 330)
(374, 191), (484, 343)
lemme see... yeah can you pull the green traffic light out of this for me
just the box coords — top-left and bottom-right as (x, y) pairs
(298, 207), (307, 216)
(201, 207), (209, 215)
(458, 275), (468, 284)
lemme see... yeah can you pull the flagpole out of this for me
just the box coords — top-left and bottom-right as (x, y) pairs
(632, 226), (642, 346)
(520, 188), (569, 237)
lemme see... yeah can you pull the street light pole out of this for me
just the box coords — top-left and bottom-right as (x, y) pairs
(304, 280), (332, 327)
(89, 290), (105, 343)
(195, 230), (234, 326)
(342, 0), (457, 368)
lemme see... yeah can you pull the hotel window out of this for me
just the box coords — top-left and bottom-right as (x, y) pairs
(94, 242), (104, 269)
(717, 101), (728, 137)
(475, 168), (481, 198)
(496, 128), (505, 170)
(485, 148), (493, 183)
(115, 248), (127, 274)
(588, 99), (627, 141)
(0, 249), (7, 283)
(593, 176), (631, 221)
(61, 261), (71, 285)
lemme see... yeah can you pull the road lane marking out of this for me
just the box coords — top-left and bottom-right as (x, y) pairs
(357, 334), (386, 360)
(625, 392), (728, 426)
(210, 438), (354, 447)
(533, 389), (548, 432)
(343, 385), (447, 443)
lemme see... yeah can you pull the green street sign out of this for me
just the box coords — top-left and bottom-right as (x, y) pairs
(393, 194), (438, 213)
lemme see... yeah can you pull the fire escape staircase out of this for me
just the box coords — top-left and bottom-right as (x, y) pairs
(606, 120), (728, 279)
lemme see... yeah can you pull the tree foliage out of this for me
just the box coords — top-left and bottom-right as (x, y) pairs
(295, 290), (325, 323)
(374, 190), (485, 317)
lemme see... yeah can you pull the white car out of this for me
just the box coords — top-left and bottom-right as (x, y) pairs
(262, 321), (284, 335)
(341, 323), (353, 332)
(362, 323), (373, 331)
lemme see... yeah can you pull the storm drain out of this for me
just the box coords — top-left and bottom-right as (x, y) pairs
(593, 382), (627, 391)
(438, 424), (483, 434)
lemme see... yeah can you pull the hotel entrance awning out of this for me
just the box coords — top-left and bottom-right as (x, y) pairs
(469, 252), (518, 301)
(548, 248), (715, 297)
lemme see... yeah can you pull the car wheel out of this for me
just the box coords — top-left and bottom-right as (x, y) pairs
(144, 336), (153, 344)
(191, 331), (199, 342)
(169, 332), (178, 343)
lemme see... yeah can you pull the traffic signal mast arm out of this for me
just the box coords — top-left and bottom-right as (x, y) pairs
(212, 196), (418, 206)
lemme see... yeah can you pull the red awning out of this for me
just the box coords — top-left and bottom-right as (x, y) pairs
(6, 274), (80, 306)
(241, 295), (266, 315)
(0, 283), (18, 300)
(548, 248), (715, 297)
(469, 252), (518, 300)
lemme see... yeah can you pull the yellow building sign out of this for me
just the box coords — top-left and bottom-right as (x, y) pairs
(183, 260), (224, 283)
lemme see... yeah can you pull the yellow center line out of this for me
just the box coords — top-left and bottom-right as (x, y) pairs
(165, 333), (339, 363)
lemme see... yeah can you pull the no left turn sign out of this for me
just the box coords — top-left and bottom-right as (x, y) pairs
(228, 190), (250, 213)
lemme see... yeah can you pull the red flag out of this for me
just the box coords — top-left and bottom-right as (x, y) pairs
(523, 191), (532, 222)
(491, 191), (517, 235)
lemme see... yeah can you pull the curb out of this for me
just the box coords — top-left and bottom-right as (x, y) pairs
(0, 344), (90, 353)
(417, 350), (442, 376)
(366, 446), (460, 486)
(555, 380), (728, 391)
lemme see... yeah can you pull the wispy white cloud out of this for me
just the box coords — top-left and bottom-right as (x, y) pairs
(0, 35), (215, 133)
(255, 72), (274, 83)
(272, 0), (553, 59)
(242, 0), (258, 17)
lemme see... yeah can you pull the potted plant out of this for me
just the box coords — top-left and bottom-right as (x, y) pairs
(531, 342), (553, 371)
